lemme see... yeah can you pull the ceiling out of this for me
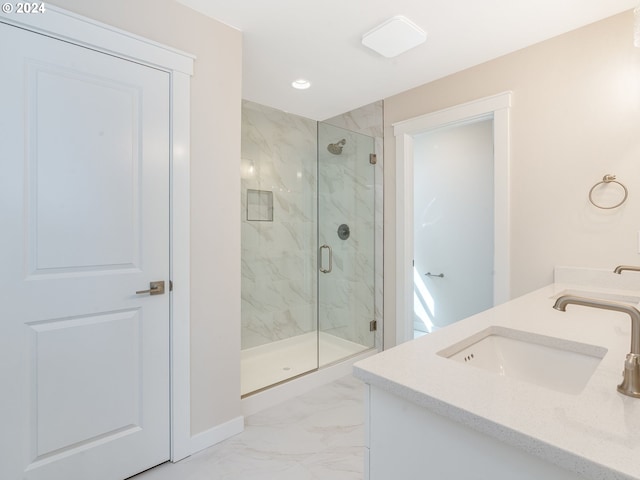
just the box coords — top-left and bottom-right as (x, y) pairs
(177, 0), (638, 121)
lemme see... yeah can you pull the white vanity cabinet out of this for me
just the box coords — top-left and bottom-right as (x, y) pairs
(364, 385), (584, 480)
(355, 272), (640, 480)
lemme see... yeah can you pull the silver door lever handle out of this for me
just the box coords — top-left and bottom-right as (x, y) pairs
(136, 280), (165, 295)
(425, 272), (444, 278)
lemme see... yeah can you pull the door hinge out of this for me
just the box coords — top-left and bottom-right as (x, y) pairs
(369, 153), (377, 165)
(370, 320), (377, 332)
(169, 280), (173, 292)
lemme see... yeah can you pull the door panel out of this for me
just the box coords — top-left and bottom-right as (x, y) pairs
(0, 23), (170, 480)
(32, 310), (141, 457)
(30, 64), (141, 272)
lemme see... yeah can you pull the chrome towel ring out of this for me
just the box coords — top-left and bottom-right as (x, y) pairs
(588, 174), (628, 210)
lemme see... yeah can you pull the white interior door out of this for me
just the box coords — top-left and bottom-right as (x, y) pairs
(413, 119), (494, 332)
(0, 23), (171, 480)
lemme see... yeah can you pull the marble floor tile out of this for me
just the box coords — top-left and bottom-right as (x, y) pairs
(132, 375), (365, 480)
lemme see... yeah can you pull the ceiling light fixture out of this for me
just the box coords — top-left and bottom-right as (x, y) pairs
(362, 15), (427, 58)
(291, 79), (311, 90)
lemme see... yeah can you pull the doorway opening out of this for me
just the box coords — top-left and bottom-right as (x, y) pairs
(0, 8), (194, 478)
(394, 92), (512, 344)
(413, 117), (494, 338)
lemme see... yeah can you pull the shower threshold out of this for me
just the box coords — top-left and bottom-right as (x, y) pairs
(241, 331), (371, 396)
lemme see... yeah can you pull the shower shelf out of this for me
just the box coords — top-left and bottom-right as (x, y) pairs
(246, 189), (273, 222)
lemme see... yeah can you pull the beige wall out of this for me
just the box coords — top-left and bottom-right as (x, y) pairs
(384, 11), (640, 347)
(48, 0), (243, 434)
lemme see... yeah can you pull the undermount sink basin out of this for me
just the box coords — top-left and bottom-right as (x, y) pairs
(438, 327), (607, 395)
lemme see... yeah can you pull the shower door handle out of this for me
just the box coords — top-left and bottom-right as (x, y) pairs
(319, 244), (332, 273)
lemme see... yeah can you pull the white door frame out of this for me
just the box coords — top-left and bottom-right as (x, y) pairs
(0, 6), (194, 461)
(393, 92), (512, 344)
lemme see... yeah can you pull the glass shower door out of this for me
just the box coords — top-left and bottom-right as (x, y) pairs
(317, 123), (376, 366)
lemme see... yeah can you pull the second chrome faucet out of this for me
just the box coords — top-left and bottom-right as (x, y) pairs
(553, 294), (640, 398)
(613, 265), (640, 274)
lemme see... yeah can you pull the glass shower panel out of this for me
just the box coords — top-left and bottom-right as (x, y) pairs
(240, 101), (318, 396)
(317, 123), (376, 367)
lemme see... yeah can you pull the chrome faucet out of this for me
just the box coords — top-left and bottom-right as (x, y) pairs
(614, 265), (640, 274)
(553, 295), (640, 398)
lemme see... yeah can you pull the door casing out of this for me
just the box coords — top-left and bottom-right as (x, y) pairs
(393, 92), (512, 345)
(0, 6), (194, 462)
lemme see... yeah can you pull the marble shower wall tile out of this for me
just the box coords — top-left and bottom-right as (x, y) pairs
(241, 101), (317, 350)
(323, 101), (384, 139)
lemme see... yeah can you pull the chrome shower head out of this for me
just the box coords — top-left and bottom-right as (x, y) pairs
(327, 139), (346, 155)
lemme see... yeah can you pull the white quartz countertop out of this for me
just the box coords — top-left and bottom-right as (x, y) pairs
(354, 269), (640, 480)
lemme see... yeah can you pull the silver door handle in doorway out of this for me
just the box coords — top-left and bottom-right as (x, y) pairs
(136, 280), (166, 295)
(425, 272), (444, 278)
(319, 244), (332, 273)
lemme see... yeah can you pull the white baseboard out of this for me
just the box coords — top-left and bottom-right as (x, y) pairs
(189, 416), (245, 455)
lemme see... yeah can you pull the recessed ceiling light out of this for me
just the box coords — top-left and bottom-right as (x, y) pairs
(292, 79), (311, 90)
(362, 15), (427, 58)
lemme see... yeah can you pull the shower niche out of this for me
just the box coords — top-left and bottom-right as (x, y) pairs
(246, 189), (273, 222)
(240, 100), (381, 396)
